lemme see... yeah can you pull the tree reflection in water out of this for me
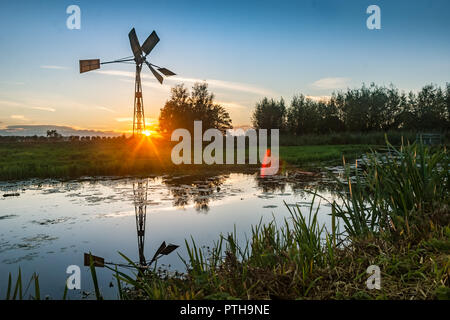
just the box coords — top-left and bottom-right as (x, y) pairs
(162, 174), (227, 212)
(159, 170), (339, 213)
(255, 170), (339, 197)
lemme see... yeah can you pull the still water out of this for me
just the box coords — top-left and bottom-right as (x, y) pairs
(0, 170), (340, 299)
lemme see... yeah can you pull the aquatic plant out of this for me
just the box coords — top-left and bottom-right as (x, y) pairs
(331, 140), (449, 239)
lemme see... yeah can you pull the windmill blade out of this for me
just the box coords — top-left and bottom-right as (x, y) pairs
(128, 28), (143, 62)
(141, 31), (159, 56)
(79, 59), (100, 73)
(150, 241), (166, 262)
(157, 67), (176, 76)
(145, 61), (163, 84)
(83, 253), (105, 267)
(160, 244), (179, 255)
(149, 241), (166, 264)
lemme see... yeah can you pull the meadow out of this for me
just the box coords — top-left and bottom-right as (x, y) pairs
(0, 137), (375, 180)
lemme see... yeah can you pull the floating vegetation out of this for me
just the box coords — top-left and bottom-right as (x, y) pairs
(2, 193), (20, 197)
(0, 214), (18, 220)
(31, 217), (72, 226)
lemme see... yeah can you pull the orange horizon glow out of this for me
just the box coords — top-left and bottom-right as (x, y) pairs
(117, 123), (161, 137)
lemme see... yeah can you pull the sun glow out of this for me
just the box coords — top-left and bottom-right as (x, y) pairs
(143, 130), (151, 136)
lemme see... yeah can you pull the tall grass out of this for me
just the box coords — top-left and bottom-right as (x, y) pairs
(3, 269), (43, 300)
(172, 202), (334, 299)
(331, 140), (449, 239)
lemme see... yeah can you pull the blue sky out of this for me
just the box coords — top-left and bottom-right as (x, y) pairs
(0, 0), (449, 134)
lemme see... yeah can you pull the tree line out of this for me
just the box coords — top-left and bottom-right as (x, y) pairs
(252, 83), (450, 134)
(0, 134), (127, 143)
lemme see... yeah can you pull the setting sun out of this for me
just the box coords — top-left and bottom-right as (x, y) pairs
(143, 130), (151, 136)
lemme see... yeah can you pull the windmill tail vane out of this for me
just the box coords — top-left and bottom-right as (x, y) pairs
(79, 28), (176, 136)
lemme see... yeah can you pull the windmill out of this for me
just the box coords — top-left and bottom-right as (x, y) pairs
(79, 28), (176, 136)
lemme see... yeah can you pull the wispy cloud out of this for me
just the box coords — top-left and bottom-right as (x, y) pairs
(170, 76), (274, 96)
(139, 80), (170, 90)
(96, 106), (116, 113)
(0, 81), (25, 85)
(311, 77), (351, 89)
(31, 106), (56, 112)
(95, 70), (274, 96)
(0, 99), (56, 112)
(115, 117), (133, 122)
(95, 70), (135, 78)
(10, 114), (28, 121)
(0, 100), (23, 107)
(0, 97), (119, 114)
(40, 65), (68, 70)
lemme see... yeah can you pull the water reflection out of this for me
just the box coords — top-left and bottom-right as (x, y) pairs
(0, 170), (343, 299)
(133, 179), (148, 267)
(162, 174), (227, 212)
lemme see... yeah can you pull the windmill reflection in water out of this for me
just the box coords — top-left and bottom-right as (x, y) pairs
(84, 178), (179, 277)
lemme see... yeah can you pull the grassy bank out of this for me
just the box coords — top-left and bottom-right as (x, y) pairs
(0, 138), (373, 180)
(3, 142), (449, 300)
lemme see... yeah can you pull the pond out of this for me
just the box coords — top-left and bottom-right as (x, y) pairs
(0, 170), (342, 299)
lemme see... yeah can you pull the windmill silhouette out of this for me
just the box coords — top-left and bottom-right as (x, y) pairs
(84, 179), (179, 273)
(79, 28), (176, 136)
(132, 179), (179, 271)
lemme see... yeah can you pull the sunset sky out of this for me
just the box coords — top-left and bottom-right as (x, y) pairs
(0, 0), (449, 135)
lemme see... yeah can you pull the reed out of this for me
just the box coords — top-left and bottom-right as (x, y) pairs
(331, 139), (449, 239)
(3, 269), (43, 300)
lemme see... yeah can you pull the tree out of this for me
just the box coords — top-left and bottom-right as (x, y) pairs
(251, 97), (286, 131)
(445, 83), (450, 128)
(286, 95), (319, 134)
(46, 130), (62, 139)
(317, 100), (343, 133)
(285, 95), (342, 135)
(415, 84), (448, 130)
(159, 83), (232, 136)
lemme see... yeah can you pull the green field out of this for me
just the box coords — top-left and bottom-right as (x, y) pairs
(0, 139), (374, 180)
(279, 145), (373, 165)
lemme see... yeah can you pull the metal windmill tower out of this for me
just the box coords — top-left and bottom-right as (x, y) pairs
(79, 28), (176, 136)
(133, 179), (148, 267)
